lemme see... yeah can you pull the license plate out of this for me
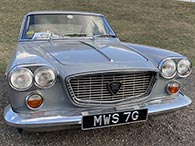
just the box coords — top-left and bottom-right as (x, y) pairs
(82, 109), (148, 130)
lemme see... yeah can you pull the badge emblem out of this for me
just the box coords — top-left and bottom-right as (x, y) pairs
(108, 81), (122, 95)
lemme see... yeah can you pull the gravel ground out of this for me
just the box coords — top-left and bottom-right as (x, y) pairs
(0, 70), (194, 146)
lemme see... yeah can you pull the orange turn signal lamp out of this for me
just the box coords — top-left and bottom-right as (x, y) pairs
(167, 81), (180, 94)
(26, 94), (44, 110)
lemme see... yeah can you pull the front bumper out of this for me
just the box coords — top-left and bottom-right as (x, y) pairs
(4, 93), (192, 130)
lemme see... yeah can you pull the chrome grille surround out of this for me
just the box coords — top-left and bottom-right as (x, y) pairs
(66, 71), (157, 105)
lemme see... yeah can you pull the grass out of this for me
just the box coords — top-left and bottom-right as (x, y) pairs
(0, 0), (195, 73)
(0, 60), (6, 74)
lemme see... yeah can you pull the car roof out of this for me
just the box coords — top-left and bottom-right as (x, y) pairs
(25, 11), (104, 17)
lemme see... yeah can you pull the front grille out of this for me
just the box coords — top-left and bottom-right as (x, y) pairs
(66, 71), (156, 105)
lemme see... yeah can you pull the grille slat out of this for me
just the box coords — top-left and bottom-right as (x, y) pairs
(74, 92), (147, 98)
(70, 77), (151, 82)
(67, 71), (156, 105)
(73, 86), (148, 93)
(71, 80), (151, 85)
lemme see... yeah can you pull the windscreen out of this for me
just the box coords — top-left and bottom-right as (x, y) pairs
(22, 14), (115, 40)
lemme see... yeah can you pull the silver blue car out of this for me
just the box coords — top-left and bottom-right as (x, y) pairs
(4, 11), (192, 132)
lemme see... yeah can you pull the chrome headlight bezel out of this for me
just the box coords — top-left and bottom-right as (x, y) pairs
(177, 58), (192, 78)
(9, 67), (33, 91)
(159, 59), (177, 79)
(34, 66), (57, 88)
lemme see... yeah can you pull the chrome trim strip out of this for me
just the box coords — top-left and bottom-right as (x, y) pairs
(4, 93), (191, 129)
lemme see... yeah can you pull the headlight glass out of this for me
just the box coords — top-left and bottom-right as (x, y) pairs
(10, 68), (33, 90)
(177, 59), (192, 77)
(160, 59), (176, 79)
(34, 67), (56, 88)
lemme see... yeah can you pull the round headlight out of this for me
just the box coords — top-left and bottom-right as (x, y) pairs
(177, 59), (192, 77)
(34, 67), (56, 88)
(9, 68), (33, 90)
(160, 59), (176, 79)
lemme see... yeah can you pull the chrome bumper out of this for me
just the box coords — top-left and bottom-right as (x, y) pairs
(4, 93), (192, 129)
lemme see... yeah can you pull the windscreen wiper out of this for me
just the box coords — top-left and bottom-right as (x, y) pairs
(92, 34), (117, 40)
(63, 33), (87, 37)
(49, 33), (87, 41)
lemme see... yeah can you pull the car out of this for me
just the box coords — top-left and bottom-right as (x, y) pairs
(3, 11), (192, 132)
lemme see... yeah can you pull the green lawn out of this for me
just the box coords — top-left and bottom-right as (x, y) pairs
(0, 0), (195, 73)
